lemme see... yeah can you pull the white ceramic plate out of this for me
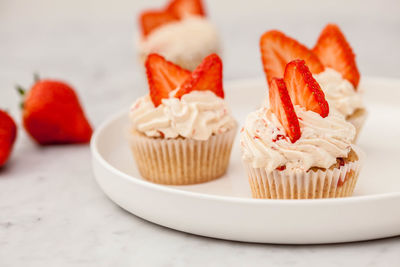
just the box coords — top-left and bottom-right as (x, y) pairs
(91, 77), (400, 244)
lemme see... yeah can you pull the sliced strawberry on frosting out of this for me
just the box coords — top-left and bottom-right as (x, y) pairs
(260, 30), (324, 84)
(269, 78), (301, 143)
(284, 59), (329, 118)
(139, 10), (178, 36)
(175, 53), (224, 99)
(145, 53), (191, 107)
(167, 0), (205, 18)
(139, 0), (205, 36)
(312, 24), (360, 88)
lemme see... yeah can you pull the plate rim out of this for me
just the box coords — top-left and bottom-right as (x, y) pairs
(91, 76), (400, 205)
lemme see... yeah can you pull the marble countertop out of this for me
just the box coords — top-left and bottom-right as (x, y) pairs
(1, 0), (400, 266)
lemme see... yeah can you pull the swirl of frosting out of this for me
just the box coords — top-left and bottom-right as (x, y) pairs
(138, 16), (220, 70)
(313, 68), (364, 117)
(241, 105), (355, 171)
(130, 90), (236, 140)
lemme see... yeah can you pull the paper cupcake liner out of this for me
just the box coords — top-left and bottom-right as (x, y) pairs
(347, 109), (367, 143)
(244, 152), (362, 199)
(130, 127), (237, 185)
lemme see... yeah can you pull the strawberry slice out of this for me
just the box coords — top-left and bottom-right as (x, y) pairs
(145, 53), (191, 107)
(284, 60), (329, 118)
(269, 78), (301, 143)
(139, 10), (178, 36)
(312, 24), (360, 88)
(167, 0), (205, 18)
(175, 53), (224, 99)
(260, 30), (324, 84)
(139, 0), (205, 36)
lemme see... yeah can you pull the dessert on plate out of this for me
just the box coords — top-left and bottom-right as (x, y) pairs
(259, 24), (366, 141)
(241, 59), (362, 199)
(129, 53), (237, 185)
(137, 0), (220, 71)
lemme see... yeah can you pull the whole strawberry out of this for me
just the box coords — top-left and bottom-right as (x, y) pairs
(0, 110), (17, 167)
(19, 78), (93, 145)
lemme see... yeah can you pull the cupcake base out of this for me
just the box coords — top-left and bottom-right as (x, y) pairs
(244, 149), (362, 199)
(130, 127), (236, 185)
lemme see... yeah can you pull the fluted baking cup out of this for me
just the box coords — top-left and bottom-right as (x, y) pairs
(244, 151), (362, 199)
(130, 127), (237, 185)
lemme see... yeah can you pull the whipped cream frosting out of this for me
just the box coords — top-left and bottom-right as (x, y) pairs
(130, 90), (236, 140)
(313, 68), (364, 117)
(138, 16), (220, 70)
(241, 105), (355, 171)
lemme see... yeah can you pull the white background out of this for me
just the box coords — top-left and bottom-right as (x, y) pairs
(1, 0), (400, 266)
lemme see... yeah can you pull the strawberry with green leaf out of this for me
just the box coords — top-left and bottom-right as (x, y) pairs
(17, 76), (93, 145)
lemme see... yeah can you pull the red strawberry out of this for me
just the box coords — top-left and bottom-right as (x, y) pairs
(167, 0), (205, 18)
(145, 53), (191, 107)
(174, 53), (224, 99)
(269, 78), (301, 143)
(0, 110), (17, 167)
(20, 79), (93, 145)
(260, 30), (324, 84)
(284, 60), (329, 118)
(312, 24), (360, 88)
(139, 10), (178, 37)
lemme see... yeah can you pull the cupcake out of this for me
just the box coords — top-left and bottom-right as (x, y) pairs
(259, 25), (366, 141)
(129, 53), (237, 185)
(137, 0), (220, 71)
(241, 59), (362, 199)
